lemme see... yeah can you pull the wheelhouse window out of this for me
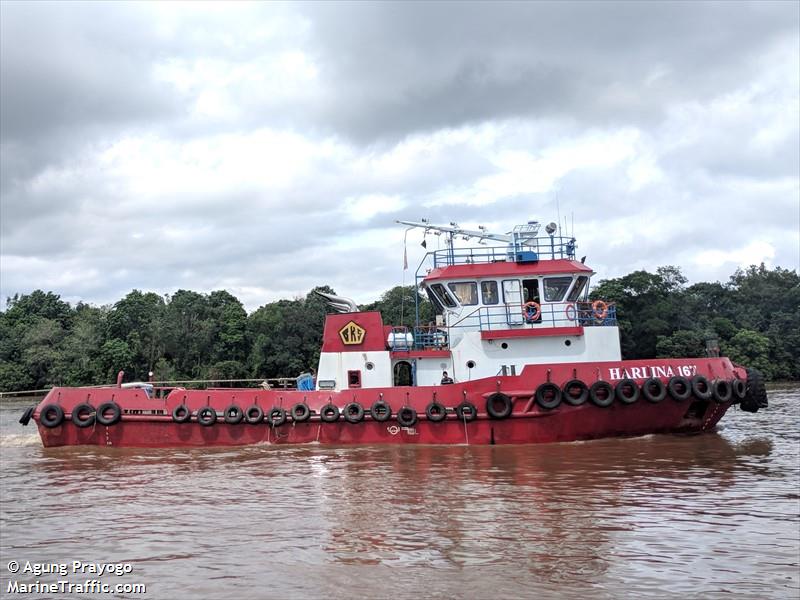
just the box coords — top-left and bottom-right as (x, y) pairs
(543, 276), (573, 302)
(430, 283), (457, 308)
(448, 282), (478, 306)
(567, 275), (589, 302)
(480, 281), (499, 305)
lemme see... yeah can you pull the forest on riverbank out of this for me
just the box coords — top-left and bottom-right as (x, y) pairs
(0, 263), (797, 392)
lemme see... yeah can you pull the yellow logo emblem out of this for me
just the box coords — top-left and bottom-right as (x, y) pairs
(339, 321), (366, 345)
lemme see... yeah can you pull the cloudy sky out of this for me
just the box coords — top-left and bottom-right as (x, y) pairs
(1, 1), (798, 311)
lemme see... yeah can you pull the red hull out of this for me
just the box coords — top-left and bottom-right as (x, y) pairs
(34, 358), (741, 448)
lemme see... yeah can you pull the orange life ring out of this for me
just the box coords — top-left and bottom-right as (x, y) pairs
(523, 301), (541, 322)
(592, 300), (608, 320)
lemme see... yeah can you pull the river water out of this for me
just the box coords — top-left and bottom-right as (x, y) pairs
(1, 387), (798, 599)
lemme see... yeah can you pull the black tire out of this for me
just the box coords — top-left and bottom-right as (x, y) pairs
(320, 403), (340, 423)
(691, 375), (712, 400)
(71, 403), (96, 428)
(486, 393), (513, 419)
(39, 404), (64, 428)
(370, 400), (392, 422)
(291, 403), (311, 422)
(224, 404), (244, 424)
(244, 405), (264, 424)
(668, 376), (692, 401)
(172, 404), (191, 423)
(712, 379), (732, 404)
(396, 406), (417, 427)
(589, 381), (615, 407)
(197, 406), (217, 426)
(96, 402), (122, 426)
(425, 401), (447, 422)
(535, 383), (562, 410)
(344, 402), (365, 424)
(615, 379), (640, 405)
(732, 379), (746, 401)
(741, 368), (768, 413)
(642, 378), (667, 403)
(267, 407), (287, 427)
(562, 379), (589, 406)
(19, 405), (35, 426)
(456, 401), (478, 422)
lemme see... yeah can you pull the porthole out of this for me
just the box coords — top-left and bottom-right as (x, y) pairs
(466, 360), (476, 369)
(365, 362), (375, 370)
(501, 342), (508, 349)
(564, 340), (572, 347)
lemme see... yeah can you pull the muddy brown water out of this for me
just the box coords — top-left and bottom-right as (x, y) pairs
(1, 387), (798, 599)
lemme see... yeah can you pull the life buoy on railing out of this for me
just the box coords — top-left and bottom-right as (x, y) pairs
(565, 303), (577, 322)
(592, 300), (608, 321)
(522, 301), (541, 323)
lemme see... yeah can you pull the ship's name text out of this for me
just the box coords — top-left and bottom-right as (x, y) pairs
(608, 364), (697, 381)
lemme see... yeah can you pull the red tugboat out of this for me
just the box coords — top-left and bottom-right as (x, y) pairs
(23, 219), (767, 448)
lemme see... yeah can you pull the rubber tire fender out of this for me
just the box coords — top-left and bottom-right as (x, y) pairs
(667, 376), (692, 401)
(731, 379), (746, 401)
(291, 403), (311, 422)
(562, 380), (589, 406)
(642, 378), (667, 403)
(320, 403), (341, 423)
(615, 379), (640, 404)
(396, 406), (417, 427)
(344, 402), (365, 424)
(740, 368), (768, 413)
(172, 404), (192, 423)
(456, 401), (478, 422)
(19, 405), (36, 426)
(485, 393), (513, 419)
(535, 383), (562, 410)
(224, 404), (244, 425)
(425, 401), (447, 422)
(71, 403), (96, 428)
(370, 400), (392, 422)
(691, 375), (712, 400)
(711, 379), (732, 404)
(39, 404), (64, 428)
(196, 406), (217, 426)
(268, 407), (287, 427)
(96, 402), (122, 426)
(589, 381), (615, 408)
(244, 405), (264, 424)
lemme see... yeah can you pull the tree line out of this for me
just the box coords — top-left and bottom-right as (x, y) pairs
(0, 263), (796, 392)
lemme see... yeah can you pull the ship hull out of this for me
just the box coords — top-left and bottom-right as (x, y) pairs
(32, 358), (742, 448)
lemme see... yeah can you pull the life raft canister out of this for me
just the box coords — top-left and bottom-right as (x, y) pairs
(96, 401), (122, 426)
(522, 301), (541, 323)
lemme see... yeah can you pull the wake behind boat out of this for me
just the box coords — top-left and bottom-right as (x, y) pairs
(21, 219), (768, 447)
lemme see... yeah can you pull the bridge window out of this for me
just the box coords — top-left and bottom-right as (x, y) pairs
(448, 282), (478, 306)
(481, 281), (499, 305)
(567, 275), (589, 302)
(543, 276), (572, 302)
(430, 283), (457, 308)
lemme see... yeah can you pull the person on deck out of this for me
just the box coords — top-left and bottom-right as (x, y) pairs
(440, 371), (454, 385)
